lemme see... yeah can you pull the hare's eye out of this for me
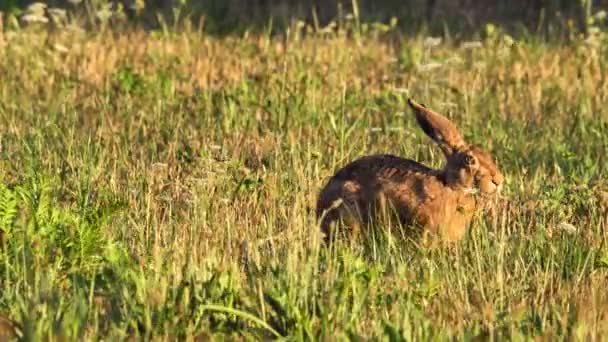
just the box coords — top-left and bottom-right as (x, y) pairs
(464, 155), (475, 165)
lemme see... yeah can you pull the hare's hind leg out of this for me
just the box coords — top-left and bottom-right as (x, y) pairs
(319, 200), (363, 243)
(317, 180), (364, 243)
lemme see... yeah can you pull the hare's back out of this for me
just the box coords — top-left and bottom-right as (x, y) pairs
(316, 154), (434, 225)
(332, 154), (433, 182)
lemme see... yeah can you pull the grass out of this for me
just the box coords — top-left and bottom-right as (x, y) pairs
(0, 15), (607, 340)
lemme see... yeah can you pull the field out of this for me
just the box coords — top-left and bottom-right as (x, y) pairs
(1, 10), (608, 340)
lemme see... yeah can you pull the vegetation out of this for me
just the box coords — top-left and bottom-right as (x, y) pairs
(0, 0), (602, 35)
(0, 2), (608, 340)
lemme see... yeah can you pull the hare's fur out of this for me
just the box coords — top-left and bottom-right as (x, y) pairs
(316, 99), (504, 242)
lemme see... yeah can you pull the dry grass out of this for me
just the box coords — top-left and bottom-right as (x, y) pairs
(0, 17), (607, 340)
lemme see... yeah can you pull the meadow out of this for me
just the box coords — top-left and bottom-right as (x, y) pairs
(0, 8), (608, 340)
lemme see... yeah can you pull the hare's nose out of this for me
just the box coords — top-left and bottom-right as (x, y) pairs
(492, 180), (503, 192)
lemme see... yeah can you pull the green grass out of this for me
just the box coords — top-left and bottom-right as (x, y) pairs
(0, 17), (607, 340)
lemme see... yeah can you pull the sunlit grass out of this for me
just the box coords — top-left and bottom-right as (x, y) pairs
(0, 16), (607, 340)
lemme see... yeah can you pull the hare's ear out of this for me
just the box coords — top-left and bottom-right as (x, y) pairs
(407, 98), (466, 157)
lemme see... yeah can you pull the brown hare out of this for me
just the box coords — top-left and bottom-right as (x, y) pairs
(316, 98), (504, 242)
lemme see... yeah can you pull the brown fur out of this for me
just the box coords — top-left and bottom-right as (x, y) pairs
(316, 98), (504, 242)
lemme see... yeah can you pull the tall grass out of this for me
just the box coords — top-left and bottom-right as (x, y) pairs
(0, 14), (607, 340)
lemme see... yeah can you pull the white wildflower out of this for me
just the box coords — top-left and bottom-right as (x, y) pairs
(556, 222), (578, 235)
(423, 36), (442, 48)
(21, 14), (49, 23)
(417, 62), (443, 72)
(461, 41), (483, 50)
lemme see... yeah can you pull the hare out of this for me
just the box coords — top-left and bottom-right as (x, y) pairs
(316, 98), (504, 242)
